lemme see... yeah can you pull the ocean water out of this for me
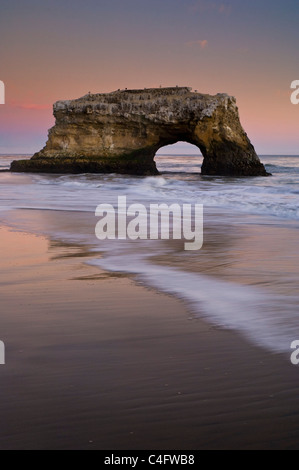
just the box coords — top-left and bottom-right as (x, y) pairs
(0, 154), (299, 355)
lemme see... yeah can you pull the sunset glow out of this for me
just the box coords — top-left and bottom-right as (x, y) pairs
(0, 0), (298, 154)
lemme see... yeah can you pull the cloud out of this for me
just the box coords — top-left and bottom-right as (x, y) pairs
(8, 101), (51, 110)
(218, 3), (231, 14)
(236, 46), (249, 54)
(191, 1), (231, 15)
(185, 39), (208, 49)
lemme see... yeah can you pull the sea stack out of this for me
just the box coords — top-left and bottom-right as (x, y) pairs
(11, 87), (268, 176)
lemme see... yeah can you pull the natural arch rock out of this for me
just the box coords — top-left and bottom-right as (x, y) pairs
(11, 87), (268, 176)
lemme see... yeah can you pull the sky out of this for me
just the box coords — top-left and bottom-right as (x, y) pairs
(0, 0), (298, 154)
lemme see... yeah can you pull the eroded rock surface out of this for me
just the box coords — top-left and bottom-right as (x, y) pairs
(11, 87), (268, 176)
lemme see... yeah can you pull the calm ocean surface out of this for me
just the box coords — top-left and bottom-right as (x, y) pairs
(0, 154), (299, 354)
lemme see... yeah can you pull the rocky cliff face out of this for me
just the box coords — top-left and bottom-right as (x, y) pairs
(11, 87), (268, 176)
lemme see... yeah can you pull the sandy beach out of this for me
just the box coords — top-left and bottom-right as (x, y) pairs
(0, 224), (299, 450)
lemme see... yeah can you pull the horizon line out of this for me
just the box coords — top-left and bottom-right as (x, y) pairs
(1, 153), (299, 157)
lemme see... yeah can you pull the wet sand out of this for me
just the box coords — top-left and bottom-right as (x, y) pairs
(0, 225), (299, 450)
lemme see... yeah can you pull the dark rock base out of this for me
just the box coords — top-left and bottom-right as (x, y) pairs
(11, 156), (270, 177)
(10, 157), (159, 176)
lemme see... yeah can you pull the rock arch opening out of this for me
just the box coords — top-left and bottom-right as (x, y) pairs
(154, 142), (203, 173)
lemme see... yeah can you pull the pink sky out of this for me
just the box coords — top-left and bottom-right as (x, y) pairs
(0, 0), (298, 155)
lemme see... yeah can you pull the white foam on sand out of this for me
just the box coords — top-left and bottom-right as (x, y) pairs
(89, 249), (299, 355)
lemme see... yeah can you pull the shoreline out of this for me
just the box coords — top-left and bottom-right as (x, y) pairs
(1, 223), (299, 449)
